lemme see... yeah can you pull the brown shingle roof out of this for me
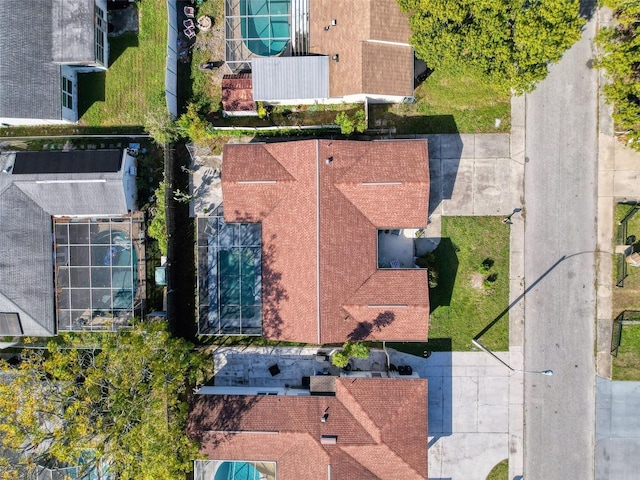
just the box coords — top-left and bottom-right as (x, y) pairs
(222, 139), (429, 344)
(187, 378), (428, 480)
(222, 74), (256, 113)
(309, 0), (414, 97)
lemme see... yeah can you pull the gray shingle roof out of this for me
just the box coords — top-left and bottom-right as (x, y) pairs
(52, 0), (96, 64)
(0, 0), (62, 121)
(0, 184), (55, 336)
(16, 180), (129, 216)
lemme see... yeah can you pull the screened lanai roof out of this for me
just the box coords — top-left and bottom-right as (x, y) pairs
(197, 205), (262, 335)
(225, 0), (300, 72)
(54, 215), (145, 332)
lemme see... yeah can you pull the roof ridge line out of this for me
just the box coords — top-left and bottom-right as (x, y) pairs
(261, 142), (302, 182)
(379, 381), (428, 476)
(8, 182), (51, 214)
(341, 442), (425, 480)
(336, 380), (381, 443)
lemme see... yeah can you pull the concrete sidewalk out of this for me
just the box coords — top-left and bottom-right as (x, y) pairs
(505, 94), (527, 480)
(595, 6), (640, 380)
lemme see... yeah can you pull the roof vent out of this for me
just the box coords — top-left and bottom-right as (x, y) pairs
(325, 157), (333, 165)
(321, 435), (337, 445)
(331, 54), (339, 62)
(321, 413), (329, 422)
(324, 19), (337, 31)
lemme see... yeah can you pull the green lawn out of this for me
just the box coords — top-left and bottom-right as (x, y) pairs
(613, 203), (640, 313)
(486, 459), (508, 480)
(613, 324), (640, 381)
(369, 63), (511, 134)
(78, 0), (167, 126)
(611, 203), (640, 380)
(390, 216), (510, 353)
(187, 0), (224, 110)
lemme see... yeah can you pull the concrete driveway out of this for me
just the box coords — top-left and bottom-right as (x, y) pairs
(426, 133), (513, 216)
(388, 350), (512, 480)
(596, 378), (640, 479)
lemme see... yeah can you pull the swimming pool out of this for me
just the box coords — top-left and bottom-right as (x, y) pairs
(240, 0), (290, 56)
(214, 461), (261, 480)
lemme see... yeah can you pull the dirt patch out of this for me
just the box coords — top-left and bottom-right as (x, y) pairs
(470, 272), (485, 291)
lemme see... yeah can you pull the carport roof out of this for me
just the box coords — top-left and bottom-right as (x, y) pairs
(252, 56), (329, 101)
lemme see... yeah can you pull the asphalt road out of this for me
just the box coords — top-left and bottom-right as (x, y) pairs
(523, 13), (598, 480)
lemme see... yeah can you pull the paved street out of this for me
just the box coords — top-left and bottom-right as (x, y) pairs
(523, 12), (599, 480)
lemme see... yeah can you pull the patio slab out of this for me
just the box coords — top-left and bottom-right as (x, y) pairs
(212, 346), (389, 388)
(190, 154), (222, 217)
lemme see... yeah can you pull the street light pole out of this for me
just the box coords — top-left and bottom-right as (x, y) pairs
(471, 339), (553, 376)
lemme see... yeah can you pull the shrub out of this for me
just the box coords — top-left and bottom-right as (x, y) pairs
(335, 110), (367, 135)
(347, 341), (370, 359)
(257, 102), (268, 119)
(176, 102), (213, 144)
(416, 252), (439, 288)
(479, 258), (494, 274)
(147, 181), (167, 255)
(331, 341), (371, 368)
(331, 351), (349, 368)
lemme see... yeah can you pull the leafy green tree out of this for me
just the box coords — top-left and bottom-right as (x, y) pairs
(0, 322), (210, 480)
(595, 0), (640, 149)
(176, 103), (214, 145)
(144, 107), (178, 146)
(399, 0), (585, 93)
(331, 341), (371, 367)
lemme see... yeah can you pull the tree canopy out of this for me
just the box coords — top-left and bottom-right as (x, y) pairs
(398, 0), (585, 93)
(596, 0), (640, 149)
(0, 322), (210, 479)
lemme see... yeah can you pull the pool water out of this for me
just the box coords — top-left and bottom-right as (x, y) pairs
(91, 230), (138, 309)
(241, 0), (290, 56)
(214, 461), (261, 480)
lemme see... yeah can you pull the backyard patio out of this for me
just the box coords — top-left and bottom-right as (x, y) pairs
(211, 346), (390, 388)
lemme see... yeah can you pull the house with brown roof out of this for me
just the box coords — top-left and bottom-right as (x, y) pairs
(196, 139), (430, 343)
(223, 0), (416, 112)
(187, 377), (428, 480)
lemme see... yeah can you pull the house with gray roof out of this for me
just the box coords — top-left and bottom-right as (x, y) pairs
(0, 149), (145, 338)
(0, 0), (110, 126)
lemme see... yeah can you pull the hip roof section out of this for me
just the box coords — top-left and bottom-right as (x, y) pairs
(222, 139), (430, 344)
(187, 378), (428, 480)
(309, 0), (414, 98)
